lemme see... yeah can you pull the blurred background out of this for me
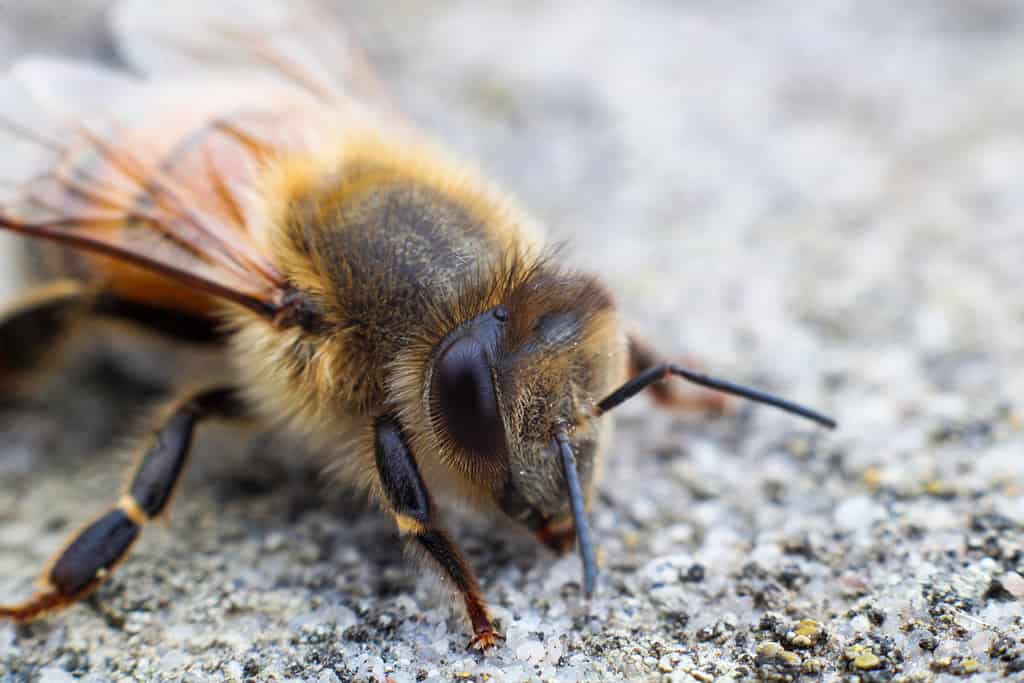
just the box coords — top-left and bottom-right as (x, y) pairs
(1, 1), (1022, 680)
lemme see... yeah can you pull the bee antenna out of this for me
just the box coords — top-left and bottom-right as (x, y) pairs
(552, 423), (598, 597)
(596, 363), (837, 429)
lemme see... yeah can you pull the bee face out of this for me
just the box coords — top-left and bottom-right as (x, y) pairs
(424, 267), (627, 533)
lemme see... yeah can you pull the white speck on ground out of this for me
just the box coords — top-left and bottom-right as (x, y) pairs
(2, 1), (1024, 681)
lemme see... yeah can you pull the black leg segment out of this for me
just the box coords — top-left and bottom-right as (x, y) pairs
(49, 509), (140, 598)
(129, 410), (201, 518)
(374, 415), (431, 526)
(0, 386), (247, 622)
(129, 388), (245, 518)
(373, 414), (500, 650)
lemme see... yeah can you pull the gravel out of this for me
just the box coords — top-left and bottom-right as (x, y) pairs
(1, 1), (1023, 681)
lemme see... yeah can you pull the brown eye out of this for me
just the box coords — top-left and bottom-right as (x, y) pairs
(433, 335), (507, 458)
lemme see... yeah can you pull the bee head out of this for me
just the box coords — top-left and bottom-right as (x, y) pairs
(401, 256), (834, 596)
(407, 263), (626, 592)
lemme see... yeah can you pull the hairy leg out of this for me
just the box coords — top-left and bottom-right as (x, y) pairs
(0, 387), (246, 621)
(373, 414), (500, 651)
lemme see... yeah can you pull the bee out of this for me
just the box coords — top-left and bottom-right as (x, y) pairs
(0, 0), (835, 650)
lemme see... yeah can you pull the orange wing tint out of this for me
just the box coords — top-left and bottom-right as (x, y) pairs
(0, 105), (306, 316)
(1, 0), (404, 321)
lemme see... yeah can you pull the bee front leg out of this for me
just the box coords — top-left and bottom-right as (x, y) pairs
(626, 331), (731, 414)
(0, 387), (247, 621)
(373, 414), (501, 651)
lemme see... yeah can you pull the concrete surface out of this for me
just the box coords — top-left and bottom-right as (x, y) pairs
(1, 1), (1023, 681)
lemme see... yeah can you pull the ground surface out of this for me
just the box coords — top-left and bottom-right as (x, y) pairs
(1, 1), (1023, 681)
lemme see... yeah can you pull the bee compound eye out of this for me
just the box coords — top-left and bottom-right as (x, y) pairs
(432, 335), (507, 458)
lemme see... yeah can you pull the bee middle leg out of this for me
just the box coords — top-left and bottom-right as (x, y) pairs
(0, 386), (247, 622)
(373, 414), (501, 651)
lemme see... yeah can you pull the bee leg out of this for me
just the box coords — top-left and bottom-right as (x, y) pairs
(0, 280), (219, 391)
(374, 414), (502, 652)
(0, 387), (246, 622)
(627, 332), (731, 413)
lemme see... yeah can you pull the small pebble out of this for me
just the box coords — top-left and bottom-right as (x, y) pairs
(789, 634), (813, 648)
(802, 658), (824, 674)
(959, 658), (980, 674)
(515, 641), (546, 664)
(787, 619), (822, 648)
(779, 651), (801, 667)
(37, 669), (76, 683)
(924, 480), (957, 498)
(224, 661), (243, 680)
(853, 652), (881, 670)
(1001, 572), (1024, 598)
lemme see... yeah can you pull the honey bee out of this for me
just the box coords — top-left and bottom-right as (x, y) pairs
(0, 1), (835, 650)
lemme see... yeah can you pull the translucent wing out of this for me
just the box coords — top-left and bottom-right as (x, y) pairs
(111, 0), (401, 121)
(2, 1), (408, 319)
(0, 58), (326, 317)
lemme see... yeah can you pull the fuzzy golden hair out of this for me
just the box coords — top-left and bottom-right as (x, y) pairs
(225, 130), (627, 509)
